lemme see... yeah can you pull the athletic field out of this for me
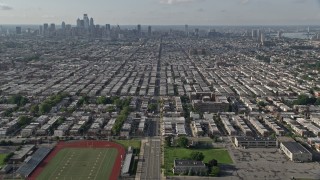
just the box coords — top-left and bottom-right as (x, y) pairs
(37, 148), (117, 180)
(29, 141), (125, 180)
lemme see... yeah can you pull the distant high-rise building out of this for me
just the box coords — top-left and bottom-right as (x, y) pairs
(195, 28), (199, 36)
(148, 26), (152, 36)
(137, 24), (141, 36)
(16, 27), (22, 34)
(66, 24), (72, 30)
(185, 24), (189, 36)
(80, 20), (85, 28)
(106, 24), (111, 32)
(44, 23), (49, 31)
(90, 18), (94, 27)
(257, 29), (261, 41)
(76, 18), (81, 28)
(261, 33), (265, 45)
(252, 29), (257, 39)
(83, 14), (89, 29)
(50, 23), (56, 31)
(278, 31), (282, 39)
(61, 21), (66, 30)
(39, 25), (43, 35)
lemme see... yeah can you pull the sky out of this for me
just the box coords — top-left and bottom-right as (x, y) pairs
(0, 0), (320, 25)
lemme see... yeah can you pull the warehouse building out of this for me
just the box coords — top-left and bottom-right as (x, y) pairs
(280, 142), (312, 162)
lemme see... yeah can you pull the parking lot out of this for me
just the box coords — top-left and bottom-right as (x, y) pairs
(225, 147), (320, 180)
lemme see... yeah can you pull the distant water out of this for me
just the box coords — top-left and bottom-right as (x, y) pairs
(282, 32), (315, 39)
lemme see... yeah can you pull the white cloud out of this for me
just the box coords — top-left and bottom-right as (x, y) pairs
(0, 3), (12, 10)
(159, 0), (205, 5)
(240, 0), (250, 5)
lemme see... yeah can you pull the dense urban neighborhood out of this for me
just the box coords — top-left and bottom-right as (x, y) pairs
(1, 17), (320, 179)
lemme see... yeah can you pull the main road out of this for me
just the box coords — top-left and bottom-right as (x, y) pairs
(140, 138), (161, 180)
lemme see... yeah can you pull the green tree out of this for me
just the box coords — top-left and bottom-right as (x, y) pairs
(294, 94), (316, 105)
(107, 106), (115, 113)
(30, 104), (39, 115)
(208, 159), (218, 167)
(18, 116), (32, 127)
(210, 166), (220, 177)
(177, 136), (189, 148)
(4, 152), (14, 163)
(258, 101), (266, 107)
(190, 151), (204, 161)
(315, 98), (320, 106)
(96, 96), (107, 104)
(165, 136), (172, 147)
(8, 95), (29, 106)
(148, 103), (157, 112)
(39, 103), (51, 114)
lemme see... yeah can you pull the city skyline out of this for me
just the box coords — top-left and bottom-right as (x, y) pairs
(0, 0), (320, 25)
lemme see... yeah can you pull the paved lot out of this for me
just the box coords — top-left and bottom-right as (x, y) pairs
(140, 138), (161, 180)
(226, 147), (320, 180)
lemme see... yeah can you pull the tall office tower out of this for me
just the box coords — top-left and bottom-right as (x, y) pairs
(90, 18), (94, 27)
(61, 21), (66, 30)
(80, 20), (85, 28)
(76, 18), (81, 28)
(252, 29), (257, 39)
(185, 24), (189, 36)
(16, 27), (22, 34)
(257, 29), (261, 41)
(184, 24), (189, 36)
(106, 24), (111, 32)
(44, 23), (49, 32)
(83, 14), (89, 29)
(106, 24), (111, 39)
(195, 28), (199, 36)
(148, 26), (152, 36)
(50, 23), (56, 32)
(137, 24), (141, 36)
(39, 25), (43, 35)
(278, 31), (282, 39)
(260, 33), (265, 45)
(66, 24), (72, 30)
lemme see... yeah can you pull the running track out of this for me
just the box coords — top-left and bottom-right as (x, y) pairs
(28, 140), (125, 180)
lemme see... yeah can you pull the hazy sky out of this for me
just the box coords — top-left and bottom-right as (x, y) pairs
(0, 0), (320, 25)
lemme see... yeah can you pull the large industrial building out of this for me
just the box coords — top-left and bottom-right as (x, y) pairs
(280, 142), (312, 162)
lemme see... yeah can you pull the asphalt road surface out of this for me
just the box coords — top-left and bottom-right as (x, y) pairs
(140, 138), (161, 180)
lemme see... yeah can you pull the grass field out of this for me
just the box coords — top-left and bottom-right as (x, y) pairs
(37, 148), (117, 180)
(114, 140), (141, 150)
(0, 154), (7, 166)
(164, 147), (233, 176)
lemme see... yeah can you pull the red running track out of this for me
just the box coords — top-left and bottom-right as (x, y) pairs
(28, 140), (126, 180)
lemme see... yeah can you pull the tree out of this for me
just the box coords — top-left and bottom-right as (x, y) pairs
(30, 104), (39, 115)
(177, 136), (189, 148)
(315, 98), (320, 106)
(39, 103), (51, 114)
(8, 95), (29, 106)
(107, 106), (115, 113)
(258, 101), (266, 107)
(165, 136), (172, 147)
(208, 159), (218, 167)
(148, 103), (157, 112)
(211, 166), (220, 176)
(294, 94), (316, 105)
(190, 151), (204, 161)
(96, 96), (107, 104)
(4, 152), (14, 163)
(18, 116), (32, 127)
